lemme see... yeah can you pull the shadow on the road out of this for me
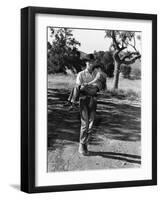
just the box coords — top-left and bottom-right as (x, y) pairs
(48, 88), (141, 149)
(88, 151), (141, 165)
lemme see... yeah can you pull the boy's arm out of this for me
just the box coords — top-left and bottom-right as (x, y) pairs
(87, 73), (100, 86)
(85, 73), (101, 92)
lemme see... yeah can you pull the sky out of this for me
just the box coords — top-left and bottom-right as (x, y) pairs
(48, 28), (141, 54)
(72, 29), (112, 53)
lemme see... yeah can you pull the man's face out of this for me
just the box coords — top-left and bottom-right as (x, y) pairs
(86, 60), (94, 72)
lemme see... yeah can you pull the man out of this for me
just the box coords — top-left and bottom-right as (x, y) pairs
(76, 54), (99, 155)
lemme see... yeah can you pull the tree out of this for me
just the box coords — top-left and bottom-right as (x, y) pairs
(102, 51), (115, 77)
(105, 30), (141, 89)
(48, 28), (81, 74)
(94, 51), (114, 77)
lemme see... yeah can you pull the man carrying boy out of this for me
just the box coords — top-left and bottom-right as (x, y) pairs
(76, 54), (100, 155)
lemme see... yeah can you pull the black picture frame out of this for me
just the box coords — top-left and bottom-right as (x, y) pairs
(21, 6), (157, 193)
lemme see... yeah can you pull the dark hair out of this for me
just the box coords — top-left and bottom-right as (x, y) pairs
(93, 64), (106, 73)
(88, 53), (95, 60)
(93, 64), (101, 69)
(83, 53), (95, 62)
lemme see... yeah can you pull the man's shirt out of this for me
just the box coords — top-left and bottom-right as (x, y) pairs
(76, 69), (96, 85)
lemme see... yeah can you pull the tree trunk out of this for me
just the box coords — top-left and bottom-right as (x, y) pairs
(113, 61), (121, 90)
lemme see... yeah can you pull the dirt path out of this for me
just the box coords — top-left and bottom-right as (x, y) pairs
(48, 89), (141, 172)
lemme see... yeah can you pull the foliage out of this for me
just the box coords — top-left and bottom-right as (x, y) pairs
(121, 64), (131, 79)
(131, 68), (141, 80)
(48, 28), (84, 74)
(94, 50), (114, 77)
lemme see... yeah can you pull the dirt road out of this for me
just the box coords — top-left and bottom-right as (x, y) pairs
(48, 89), (141, 172)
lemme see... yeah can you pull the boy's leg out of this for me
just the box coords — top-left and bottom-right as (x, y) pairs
(70, 86), (80, 103)
(67, 88), (74, 102)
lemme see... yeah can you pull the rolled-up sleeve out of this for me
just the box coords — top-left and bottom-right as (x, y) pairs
(76, 72), (82, 85)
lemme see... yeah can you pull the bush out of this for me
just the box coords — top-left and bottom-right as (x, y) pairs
(121, 64), (131, 79)
(104, 88), (140, 101)
(94, 50), (115, 78)
(106, 63), (114, 78)
(131, 68), (141, 79)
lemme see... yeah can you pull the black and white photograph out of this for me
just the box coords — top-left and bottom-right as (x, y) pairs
(20, 6), (157, 193)
(47, 27), (142, 172)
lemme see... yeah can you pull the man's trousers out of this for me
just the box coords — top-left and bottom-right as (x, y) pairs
(79, 96), (97, 144)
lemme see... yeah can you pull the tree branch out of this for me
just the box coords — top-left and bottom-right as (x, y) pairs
(121, 52), (140, 62)
(113, 46), (127, 63)
(128, 43), (137, 52)
(113, 51), (120, 62)
(122, 55), (141, 65)
(133, 36), (136, 48)
(118, 46), (127, 52)
(112, 31), (120, 50)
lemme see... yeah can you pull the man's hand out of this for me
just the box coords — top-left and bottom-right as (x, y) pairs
(80, 84), (88, 91)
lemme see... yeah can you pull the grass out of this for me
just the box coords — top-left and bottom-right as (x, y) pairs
(105, 88), (140, 101)
(48, 73), (76, 89)
(106, 76), (141, 93)
(48, 74), (141, 101)
(106, 76), (141, 101)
